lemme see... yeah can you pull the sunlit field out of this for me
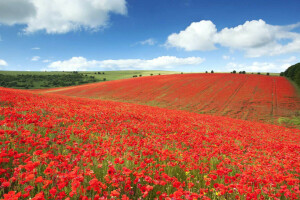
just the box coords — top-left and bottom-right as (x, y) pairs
(37, 73), (300, 127)
(1, 87), (299, 199)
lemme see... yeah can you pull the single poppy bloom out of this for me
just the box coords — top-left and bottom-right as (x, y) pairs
(111, 190), (120, 197)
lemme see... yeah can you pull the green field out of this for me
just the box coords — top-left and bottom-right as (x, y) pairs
(0, 70), (179, 89)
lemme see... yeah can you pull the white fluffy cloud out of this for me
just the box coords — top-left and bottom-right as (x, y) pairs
(48, 56), (205, 71)
(279, 56), (298, 63)
(225, 61), (294, 73)
(0, 0), (127, 34)
(31, 56), (40, 61)
(167, 20), (217, 51)
(0, 59), (8, 66)
(215, 20), (275, 49)
(166, 19), (300, 57)
(48, 57), (97, 71)
(0, 0), (36, 25)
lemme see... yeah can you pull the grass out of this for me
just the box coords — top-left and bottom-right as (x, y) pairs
(278, 111), (300, 128)
(0, 70), (179, 89)
(278, 116), (300, 127)
(285, 77), (300, 96)
(83, 70), (180, 81)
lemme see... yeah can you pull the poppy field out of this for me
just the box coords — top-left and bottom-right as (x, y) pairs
(1, 87), (299, 199)
(38, 74), (300, 125)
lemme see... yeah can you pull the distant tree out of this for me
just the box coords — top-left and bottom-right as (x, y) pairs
(150, 73), (153, 76)
(280, 72), (284, 76)
(211, 70), (214, 73)
(282, 63), (300, 87)
(257, 72), (261, 75)
(97, 72), (101, 74)
(242, 71), (246, 74)
(239, 71), (242, 74)
(233, 70), (236, 74)
(266, 73), (270, 76)
(139, 74), (142, 77)
(158, 73), (161, 75)
(181, 72), (183, 74)
(102, 72), (105, 74)
(103, 78), (106, 81)
(133, 75), (137, 78)
(205, 71), (208, 73)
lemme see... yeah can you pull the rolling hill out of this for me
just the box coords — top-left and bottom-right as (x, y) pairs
(37, 73), (300, 125)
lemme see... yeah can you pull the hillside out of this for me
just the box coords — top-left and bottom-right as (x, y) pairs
(38, 73), (300, 125)
(1, 87), (299, 199)
(0, 70), (178, 89)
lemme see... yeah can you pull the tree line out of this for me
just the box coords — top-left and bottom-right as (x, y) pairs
(0, 73), (101, 89)
(280, 62), (300, 87)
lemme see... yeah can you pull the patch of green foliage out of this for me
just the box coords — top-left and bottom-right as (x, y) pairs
(0, 70), (179, 89)
(281, 62), (300, 87)
(278, 117), (300, 127)
(0, 72), (98, 89)
(278, 111), (300, 129)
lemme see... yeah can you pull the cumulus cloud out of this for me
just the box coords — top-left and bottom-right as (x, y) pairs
(225, 61), (293, 73)
(279, 56), (298, 63)
(31, 56), (40, 61)
(0, 0), (36, 25)
(0, 59), (8, 66)
(0, 0), (127, 34)
(47, 56), (205, 71)
(48, 57), (96, 71)
(215, 20), (276, 49)
(166, 20), (217, 51)
(166, 19), (300, 57)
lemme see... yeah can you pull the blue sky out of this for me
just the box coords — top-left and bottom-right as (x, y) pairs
(0, 0), (299, 72)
